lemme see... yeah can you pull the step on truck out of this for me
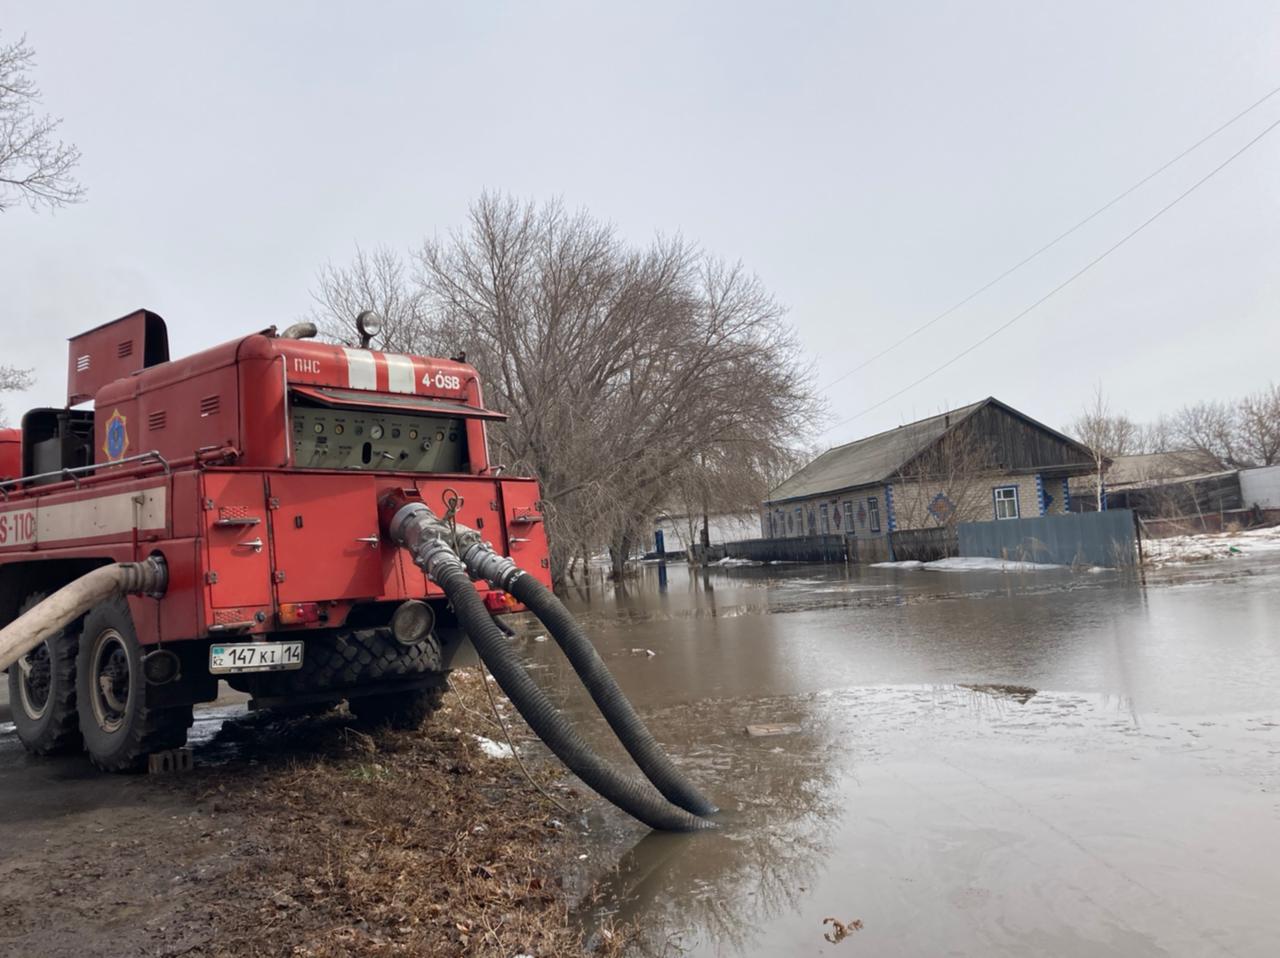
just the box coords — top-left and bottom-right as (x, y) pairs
(0, 309), (551, 770)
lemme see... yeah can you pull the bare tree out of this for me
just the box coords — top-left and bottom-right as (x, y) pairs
(1170, 400), (1243, 471)
(1236, 383), (1280, 467)
(0, 33), (83, 212)
(1068, 385), (1136, 510)
(306, 245), (434, 354)
(310, 194), (820, 581)
(1132, 417), (1173, 455)
(0, 365), (33, 425)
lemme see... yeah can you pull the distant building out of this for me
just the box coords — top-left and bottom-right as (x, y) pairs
(762, 398), (1095, 560)
(1070, 451), (1240, 516)
(646, 511), (760, 556)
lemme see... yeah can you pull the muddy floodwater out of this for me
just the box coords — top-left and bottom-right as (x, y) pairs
(530, 559), (1280, 957)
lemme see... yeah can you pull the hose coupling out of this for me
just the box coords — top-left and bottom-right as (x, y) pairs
(459, 539), (525, 591)
(118, 555), (169, 598)
(381, 493), (467, 581)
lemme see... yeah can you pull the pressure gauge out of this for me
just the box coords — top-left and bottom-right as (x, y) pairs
(370, 424), (384, 440)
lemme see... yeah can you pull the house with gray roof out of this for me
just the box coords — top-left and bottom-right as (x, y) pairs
(762, 398), (1095, 560)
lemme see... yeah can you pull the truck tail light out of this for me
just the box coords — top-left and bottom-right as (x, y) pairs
(483, 590), (519, 613)
(278, 602), (320, 625)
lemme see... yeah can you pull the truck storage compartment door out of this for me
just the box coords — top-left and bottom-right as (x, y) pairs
(268, 474), (383, 602)
(202, 473), (273, 610)
(499, 479), (548, 571)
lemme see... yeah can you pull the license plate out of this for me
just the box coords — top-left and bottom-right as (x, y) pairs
(209, 641), (304, 674)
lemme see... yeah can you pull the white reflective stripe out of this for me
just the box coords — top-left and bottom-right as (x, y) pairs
(384, 353), (417, 394)
(0, 487), (168, 546)
(341, 347), (378, 390)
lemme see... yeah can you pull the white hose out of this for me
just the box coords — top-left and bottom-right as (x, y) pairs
(0, 559), (167, 673)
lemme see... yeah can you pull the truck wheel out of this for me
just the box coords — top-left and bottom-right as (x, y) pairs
(7, 592), (82, 755)
(76, 595), (193, 772)
(347, 685), (445, 731)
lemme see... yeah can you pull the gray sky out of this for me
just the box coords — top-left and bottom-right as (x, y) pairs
(2, 1), (1278, 447)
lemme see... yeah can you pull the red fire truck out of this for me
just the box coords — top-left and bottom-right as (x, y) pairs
(0, 310), (550, 771)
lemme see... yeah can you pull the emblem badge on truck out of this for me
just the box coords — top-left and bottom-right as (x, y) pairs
(104, 409), (130, 462)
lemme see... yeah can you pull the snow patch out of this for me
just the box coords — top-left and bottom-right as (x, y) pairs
(712, 556), (762, 567)
(474, 736), (515, 760)
(1142, 525), (1280, 566)
(873, 557), (1064, 573)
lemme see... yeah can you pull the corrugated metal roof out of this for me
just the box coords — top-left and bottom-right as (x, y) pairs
(767, 400), (988, 503)
(1100, 451), (1225, 487)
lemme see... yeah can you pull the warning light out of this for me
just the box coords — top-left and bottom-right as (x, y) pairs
(278, 602), (320, 625)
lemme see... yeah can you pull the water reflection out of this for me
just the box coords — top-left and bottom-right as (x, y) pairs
(537, 558), (1280, 957)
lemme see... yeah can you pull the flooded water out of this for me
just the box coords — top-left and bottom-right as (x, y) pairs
(527, 559), (1280, 957)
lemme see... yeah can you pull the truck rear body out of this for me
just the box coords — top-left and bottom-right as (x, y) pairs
(0, 311), (549, 713)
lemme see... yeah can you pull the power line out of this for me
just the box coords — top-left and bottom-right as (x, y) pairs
(821, 81), (1280, 394)
(821, 111), (1280, 438)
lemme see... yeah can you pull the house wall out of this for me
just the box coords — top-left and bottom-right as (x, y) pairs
(1240, 464), (1280, 509)
(765, 473), (1064, 545)
(763, 487), (890, 540)
(890, 472), (1065, 529)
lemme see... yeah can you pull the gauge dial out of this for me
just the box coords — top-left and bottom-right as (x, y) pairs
(370, 424), (385, 440)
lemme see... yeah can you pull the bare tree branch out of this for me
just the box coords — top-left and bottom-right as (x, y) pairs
(0, 32), (84, 213)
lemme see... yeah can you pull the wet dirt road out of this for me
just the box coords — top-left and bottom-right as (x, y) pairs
(529, 559), (1280, 957)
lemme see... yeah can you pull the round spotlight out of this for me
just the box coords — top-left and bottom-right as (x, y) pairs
(391, 600), (435, 647)
(142, 649), (182, 686)
(355, 310), (383, 347)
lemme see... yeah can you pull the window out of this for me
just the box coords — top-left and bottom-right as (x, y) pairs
(994, 485), (1020, 520)
(820, 503), (830, 534)
(843, 500), (855, 535)
(868, 497), (881, 533)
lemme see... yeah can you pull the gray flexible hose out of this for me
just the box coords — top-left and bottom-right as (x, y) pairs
(505, 573), (718, 817)
(434, 562), (713, 831)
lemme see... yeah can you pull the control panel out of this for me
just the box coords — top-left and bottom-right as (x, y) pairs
(290, 402), (468, 473)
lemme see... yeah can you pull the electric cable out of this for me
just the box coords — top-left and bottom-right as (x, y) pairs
(822, 111), (1280, 436)
(821, 82), (1280, 394)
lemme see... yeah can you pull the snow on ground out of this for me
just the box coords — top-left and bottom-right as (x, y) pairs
(473, 736), (515, 759)
(713, 556), (763, 567)
(1142, 525), (1280, 566)
(872, 557), (1066, 573)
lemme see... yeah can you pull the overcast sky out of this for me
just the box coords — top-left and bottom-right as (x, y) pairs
(2, 1), (1278, 448)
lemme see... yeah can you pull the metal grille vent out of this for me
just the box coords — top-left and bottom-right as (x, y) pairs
(75, 354), (91, 372)
(117, 340), (134, 359)
(148, 410), (166, 431)
(199, 395), (221, 417)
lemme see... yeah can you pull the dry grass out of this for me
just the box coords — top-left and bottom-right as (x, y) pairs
(193, 670), (628, 958)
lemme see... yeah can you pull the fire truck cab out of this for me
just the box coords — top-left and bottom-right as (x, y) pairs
(0, 310), (550, 770)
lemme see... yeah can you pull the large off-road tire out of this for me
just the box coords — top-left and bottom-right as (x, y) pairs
(76, 595), (193, 772)
(245, 628), (443, 696)
(348, 685), (445, 731)
(7, 592), (82, 755)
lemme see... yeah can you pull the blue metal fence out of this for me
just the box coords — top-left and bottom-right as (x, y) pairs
(957, 509), (1137, 568)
